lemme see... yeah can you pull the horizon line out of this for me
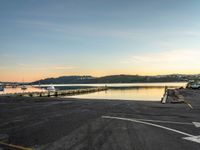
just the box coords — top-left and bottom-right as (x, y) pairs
(1, 73), (200, 83)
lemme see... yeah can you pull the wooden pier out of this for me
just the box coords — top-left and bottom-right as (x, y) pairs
(1, 87), (108, 97)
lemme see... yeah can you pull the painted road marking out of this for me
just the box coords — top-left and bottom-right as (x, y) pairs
(131, 118), (193, 126)
(193, 122), (200, 128)
(102, 116), (193, 137)
(186, 103), (193, 109)
(102, 116), (200, 144)
(183, 136), (200, 144)
(183, 99), (193, 109)
(0, 141), (33, 150)
(103, 116), (200, 128)
(134, 118), (200, 128)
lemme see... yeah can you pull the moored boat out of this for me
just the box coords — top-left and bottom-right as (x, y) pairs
(47, 85), (56, 91)
(21, 85), (27, 90)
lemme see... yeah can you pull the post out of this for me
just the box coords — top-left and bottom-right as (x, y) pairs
(164, 86), (167, 94)
(162, 86), (168, 104)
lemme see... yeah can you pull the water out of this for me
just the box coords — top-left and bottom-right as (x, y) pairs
(66, 87), (172, 101)
(0, 86), (46, 95)
(35, 82), (186, 88)
(1, 82), (187, 101)
(60, 82), (186, 101)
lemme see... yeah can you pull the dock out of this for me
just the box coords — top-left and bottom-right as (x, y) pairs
(161, 88), (185, 104)
(1, 87), (107, 97)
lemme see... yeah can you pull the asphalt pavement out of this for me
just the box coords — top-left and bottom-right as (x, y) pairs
(0, 90), (200, 150)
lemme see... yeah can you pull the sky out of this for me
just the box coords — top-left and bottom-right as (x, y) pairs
(1, 0), (200, 82)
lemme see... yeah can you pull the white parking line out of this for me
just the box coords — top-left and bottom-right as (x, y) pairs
(187, 103), (193, 109)
(102, 116), (193, 137)
(0, 141), (33, 150)
(193, 122), (200, 128)
(102, 116), (200, 144)
(131, 118), (193, 126)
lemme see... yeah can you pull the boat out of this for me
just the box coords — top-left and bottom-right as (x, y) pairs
(47, 85), (56, 91)
(21, 85), (27, 90)
(12, 83), (17, 88)
(21, 78), (27, 90)
(0, 83), (4, 91)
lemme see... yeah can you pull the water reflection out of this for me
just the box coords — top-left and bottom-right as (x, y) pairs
(1, 82), (186, 100)
(35, 82), (187, 88)
(66, 87), (168, 101)
(0, 86), (46, 95)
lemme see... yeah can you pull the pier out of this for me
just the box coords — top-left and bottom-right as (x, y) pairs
(1, 87), (107, 97)
(161, 88), (185, 104)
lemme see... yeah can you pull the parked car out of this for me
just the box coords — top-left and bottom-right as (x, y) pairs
(187, 81), (200, 89)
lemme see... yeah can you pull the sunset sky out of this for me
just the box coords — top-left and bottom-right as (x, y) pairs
(1, 0), (200, 82)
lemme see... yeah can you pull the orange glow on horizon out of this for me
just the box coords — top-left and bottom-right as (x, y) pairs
(0, 69), (199, 82)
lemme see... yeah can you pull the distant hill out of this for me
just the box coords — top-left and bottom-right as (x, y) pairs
(31, 76), (95, 84)
(31, 74), (193, 84)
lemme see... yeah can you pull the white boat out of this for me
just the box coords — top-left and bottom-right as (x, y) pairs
(21, 85), (27, 90)
(0, 83), (4, 91)
(21, 78), (27, 90)
(47, 85), (56, 91)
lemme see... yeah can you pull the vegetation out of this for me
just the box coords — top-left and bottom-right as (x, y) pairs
(31, 74), (191, 84)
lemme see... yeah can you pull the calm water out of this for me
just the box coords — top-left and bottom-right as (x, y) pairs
(35, 82), (186, 88)
(1, 82), (187, 101)
(61, 82), (187, 101)
(66, 87), (171, 101)
(0, 86), (46, 95)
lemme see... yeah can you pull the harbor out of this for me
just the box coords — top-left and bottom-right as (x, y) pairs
(1, 0), (200, 149)
(0, 82), (186, 100)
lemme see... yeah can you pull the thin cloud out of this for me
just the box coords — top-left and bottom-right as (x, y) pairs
(52, 66), (76, 70)
(17, 20), (142, 39)
(17, 20), (56, 28)
(17, 64), (76, 70)
(121, 49), (200, 70)
(56, 27), (140, 39)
